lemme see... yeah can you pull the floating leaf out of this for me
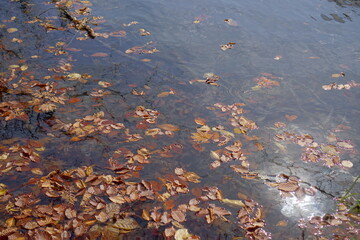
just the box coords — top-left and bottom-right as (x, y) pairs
(194, 117), (206, 125)
(341, 160), (353, 168)
(109, 195), (125, 204)
(157, 124), (180, 131)
(220, 42), (236, 51)
(331, 72), (345, 78)
(91, 52), (109, 57)
(112, 217), (139, 232)
(224, 19), (238, 26)
(67, 73), (82, 80)
(337, 141), (354, 149)
(276, 220), (288, 227)
(7, 28), (18, 33)
(171, 210), (186, 222)
(174, 228), (192, 240)
(285, 114), (297, 121)
(68, 97), (81, 103)
(221, 198), (245, 207)
(98, 81), (112, 88)
(277, 182), (299, 192)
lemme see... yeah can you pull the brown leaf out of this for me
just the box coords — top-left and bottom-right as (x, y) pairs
(171, 209), (186, 222)
(194, 117), (207, 125)
(142, 209), (151, 221)
(109, 195), (125, 204)
(285, 114), (298, 121)
(277, 182), (299, 192)
(157, 124), (180, 131)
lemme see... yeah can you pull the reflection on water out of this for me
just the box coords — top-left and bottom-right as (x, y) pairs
(281, 195), (327, 218)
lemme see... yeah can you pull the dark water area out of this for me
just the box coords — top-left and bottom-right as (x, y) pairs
(0, 0), (360, 239)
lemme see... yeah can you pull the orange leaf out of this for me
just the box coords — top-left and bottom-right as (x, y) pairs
(157, 92), (170, 97)
(194, 117), (206, 125)
(68, 97), (81, 103)
(285, 114), (298, 121)
(70, 137), (82, 142)
(164, 199), (175, 210)
(91, 52), (109, 57)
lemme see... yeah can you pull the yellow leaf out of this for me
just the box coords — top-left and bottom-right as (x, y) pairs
(20, 65), (28, 71)
(31, 168), (43, 175)
(341, 160), (353, 168)
(7, 28), (18, 33)
(5, 217), (15, 227)
(221, 198), (245, 207)
(67, 73), (82, 80)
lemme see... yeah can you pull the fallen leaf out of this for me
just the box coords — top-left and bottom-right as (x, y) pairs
(285, 114), (298, 121)
(341, 160), (353, 168)
(224, 18), (238, 26)
(98, 81), (112, 88)
(278, 182), (299, 192)
(171, 210), (186, 222)
(194, 117), (206, 125)
(337, 141), (354, 149)
(221, 198), (245, 207)
(157, 124), (180, 131)
(220, 42), (236, 51)
(276, 220), (288, 227)
(7, 28), (18, 33)
(68, 97), (81, 103)
(91, 52), (109, 57)
(331, 72), (345, 78)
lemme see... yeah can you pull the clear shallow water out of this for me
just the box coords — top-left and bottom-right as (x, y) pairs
(1, 0), (360, 238)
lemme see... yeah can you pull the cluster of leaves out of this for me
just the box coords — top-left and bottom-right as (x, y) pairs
(322, 80), (360, 90)
(51, 111), (124, 141)
(1, 0), (359, 239)
(237, 200), (271, 240)
(0, 140), (45, 177)
(0, 63), (69, 121)
(264, 174), (317, 198)
(125, 41), (159, 54)
(252, 73), (282, 90)
(189, 72), (221, 86)
(274, 131), (354, 168)
(298, 202), (360, 239)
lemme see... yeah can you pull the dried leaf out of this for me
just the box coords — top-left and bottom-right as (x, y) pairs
(331, 72), (345, 78)
(224, 19), (238, 26)
(221, 198), (245, 207)
(157, 124), (180, 131)
(7, 28), (18, 33)
(194, 117), (207, 125)
(276, 220), (288, 227)
(278, 182), (299, 192)
(171, 210), (186, 222)
(341, 160), (353, 168)
(109, 195), (125, 204)
(91, 52), (109, 57)
(285, 114), (298, 121)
